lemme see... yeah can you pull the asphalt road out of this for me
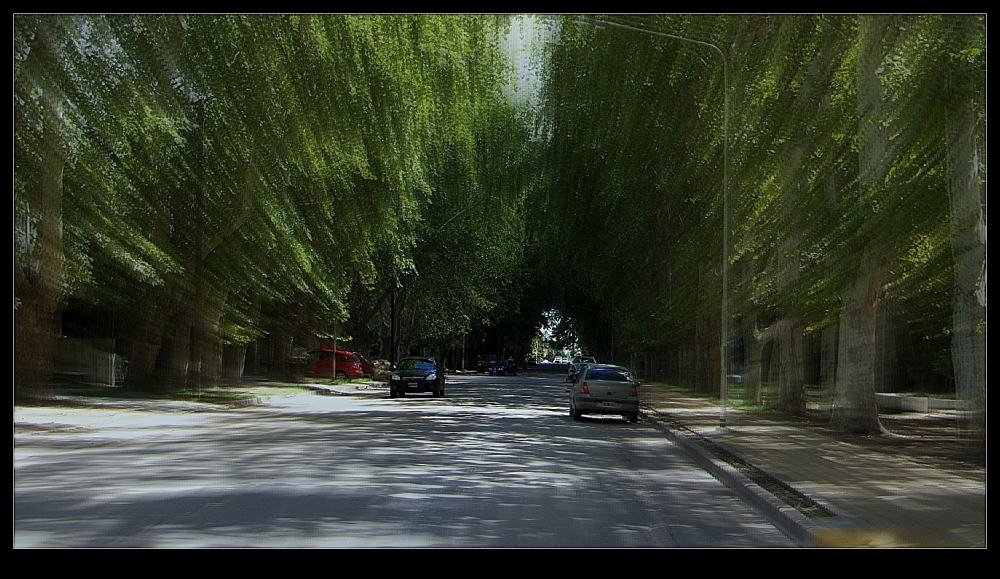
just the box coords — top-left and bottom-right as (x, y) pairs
(15, 373), (796, 547)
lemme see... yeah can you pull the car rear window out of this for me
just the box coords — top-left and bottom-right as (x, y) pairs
(586, 368), (631, 382)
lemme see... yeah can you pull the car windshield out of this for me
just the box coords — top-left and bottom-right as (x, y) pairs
(398, 359), (435, 371)
(586, 368), (631, 382)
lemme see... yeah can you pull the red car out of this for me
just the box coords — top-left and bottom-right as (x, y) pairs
(305, 349), (364, 379)
(355, 353), (376, 378)
(475, 355), (498, 373)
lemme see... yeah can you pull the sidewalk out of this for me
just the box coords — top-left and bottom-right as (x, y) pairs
(638, 384), (986, 547)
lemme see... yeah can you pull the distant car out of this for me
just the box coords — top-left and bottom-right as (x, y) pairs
(305, 348), (364, 379)
(476, 355), (498, 373)
(567, 356), (597, 382)
(553, 356), (567, 365)
(569, 364), (640, 423)
(390, 357), (445, 398)
(488, 359), (517, 376)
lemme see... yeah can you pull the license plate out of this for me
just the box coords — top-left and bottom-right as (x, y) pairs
(407, 382), (419, 388)
(600, 401), (619, 408)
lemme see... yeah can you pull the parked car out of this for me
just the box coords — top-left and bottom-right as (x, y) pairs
(390, 357), (445, 398)
(567, 356), (597, 382)
(488, 359), (518, 376)
(355, 353), (376, 378)
(476, 355), (498, 373)
(305, 348), (364, 379)
(569, 364), (639, 423)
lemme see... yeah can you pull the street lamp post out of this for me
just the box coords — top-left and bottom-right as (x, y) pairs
(577, 16), (730, 430)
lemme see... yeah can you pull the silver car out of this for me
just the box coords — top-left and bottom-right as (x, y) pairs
(569, 364), (639, 423)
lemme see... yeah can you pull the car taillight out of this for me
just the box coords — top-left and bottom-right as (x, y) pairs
(628, 385), (638, 397)
(579, 382), (590, 394)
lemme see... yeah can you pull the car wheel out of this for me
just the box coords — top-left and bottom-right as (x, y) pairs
(336, 371), (347, 379)
(627, 412), (639, 423)
(390, 390), (397, 399)
(570, 404), (582, 421)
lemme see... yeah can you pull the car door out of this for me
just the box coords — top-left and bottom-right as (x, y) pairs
(309, 350), (334, 377)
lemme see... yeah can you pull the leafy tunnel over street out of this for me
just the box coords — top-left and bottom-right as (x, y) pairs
(15, 15), (985, 448)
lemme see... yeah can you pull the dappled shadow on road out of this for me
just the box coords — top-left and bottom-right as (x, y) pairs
(15, 376), (794, 547)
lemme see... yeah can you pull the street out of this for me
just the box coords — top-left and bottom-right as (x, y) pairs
(15, 373), (795, 547)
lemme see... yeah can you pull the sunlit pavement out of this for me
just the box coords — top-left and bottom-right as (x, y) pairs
(637, 385), (986, 548)
(15, 375), (795, 548)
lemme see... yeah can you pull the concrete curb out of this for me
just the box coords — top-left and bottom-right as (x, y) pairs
(701, 432), (861, 524)
(226, 396), (263, 408)
(302, 382), (388, 397)
(640, 407), (819, 547)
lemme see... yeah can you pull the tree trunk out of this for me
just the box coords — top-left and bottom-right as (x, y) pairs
(830, 15), (891, 435)
(126, 308), (166, 387)
(945, 16), (986, 453)
(742, 311), (762, 406)
(831, 249), (886, 433)
(222, 344), (248, 382)
(695, 262), (720, 394)
(774, 227), (806, 414)
(818, 101), (840, 396)
(776, 138), (807, 415)
(271, 330), (293, 381)
(819, 322), (838, 387)
(14, 116), (65, 400)
(739, 252), (763, 406)
(191, 285), (227, 389)
(777, 317), (806, 414)
(874, 296), (900, 393)
(170, 312), (193, 387)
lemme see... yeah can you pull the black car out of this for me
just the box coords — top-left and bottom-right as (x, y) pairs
(390, 357), (445, 398)
(488, 359), (518, 376)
